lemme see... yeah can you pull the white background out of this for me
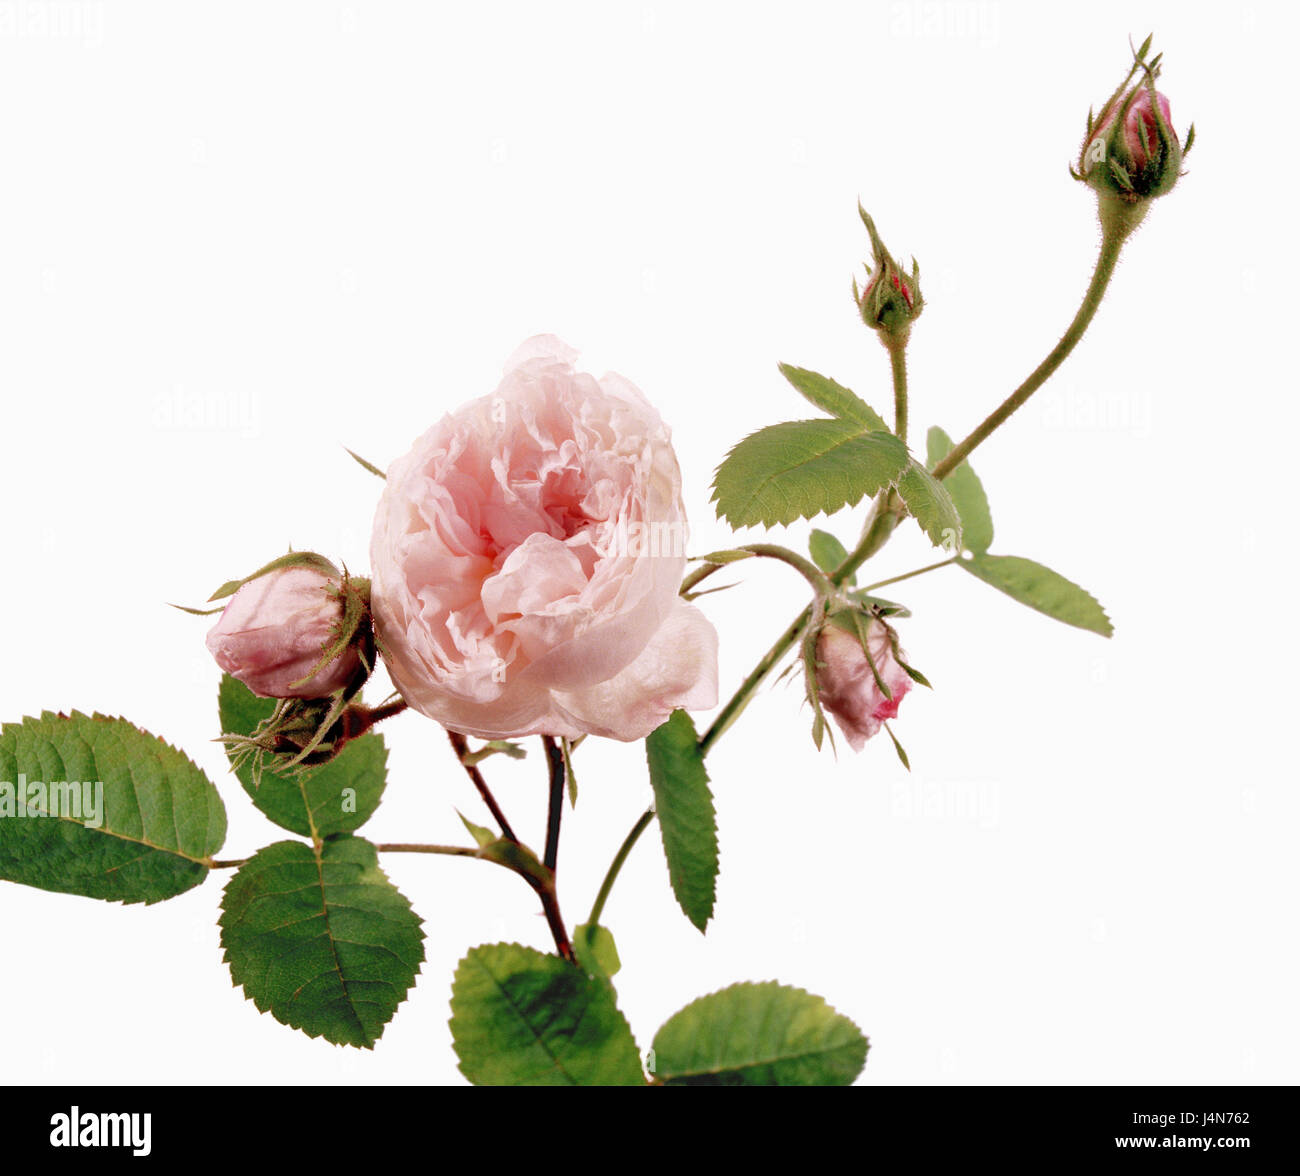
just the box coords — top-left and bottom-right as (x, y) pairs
(1, 0), (1295, 1086)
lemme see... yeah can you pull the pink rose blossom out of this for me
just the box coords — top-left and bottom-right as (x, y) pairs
(369, 336), (718, 742)
(206, 566), (361, 699)
(816, 619), (912, 751)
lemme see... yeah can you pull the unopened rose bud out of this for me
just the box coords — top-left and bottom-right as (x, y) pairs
(206, 566), (364, 699)
(1075, 41), (1192, 209)
(853, 206), (923, 343)
(815, 617), (913, 751)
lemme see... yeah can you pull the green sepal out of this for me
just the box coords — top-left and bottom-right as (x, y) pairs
(207, 550), (341, 604)
(809, 529), (853, 582)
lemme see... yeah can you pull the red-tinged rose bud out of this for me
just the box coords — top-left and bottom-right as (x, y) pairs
(1074, 39), (1193, 213)
(206, 565), (366, 699)
(1113, 87), (1172, 171)
(853, 206), (923, 343)
(815, 616), (914, 751)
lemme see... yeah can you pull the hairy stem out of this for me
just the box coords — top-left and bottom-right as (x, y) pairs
(931, 220), (1131, 481)
(343, 698), (408, 738)
(888, 336), (909, 445)
(698, 608), (811, 756)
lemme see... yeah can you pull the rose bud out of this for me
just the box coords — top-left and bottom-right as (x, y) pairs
(1075, 41), (1192, 208)
(206, 565), (364, 699)
(853, 206), (923, 343)
(370, 336), (718, 742)
(814, 616), (914, 751)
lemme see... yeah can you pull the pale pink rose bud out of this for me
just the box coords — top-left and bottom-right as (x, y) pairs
(206, 567), (362, 699)
(816, 619), (912, 752)
(369, 336), (719, 742)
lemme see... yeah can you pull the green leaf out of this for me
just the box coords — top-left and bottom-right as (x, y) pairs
(897, 460), (963, 550)
(778, 364), (889, 430)
(573, 922), (621, 980)
(651, 982), (869, 1086)
(219, 835), (424, 1049)
(218, 674), (387, 837)
(0, 712), (226, 905)
(960, 554), (1113, 636)
(450, 943), (644, 1086)
(712, 419), (909, 529)
(645, 711), (717, 932)
(927, 427), (994, 553)
(808, 529), (852, 582)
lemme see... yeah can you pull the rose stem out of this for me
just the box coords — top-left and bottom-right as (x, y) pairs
(887, 334), (909, 445)
(375, 842), (575, 962)
(541, 735), (565, 873)
(447, 728), (519, 843)
(697, 608), (810, 757)
(586, 807), (656, 928)
(930, 220), (1130, 480)
(861, 556), (958, 593)
(371, 843), (483, 858)
(679, 561), (727, 595)
(342, 698), (408, 738)
(697, 223), (1131, 756)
